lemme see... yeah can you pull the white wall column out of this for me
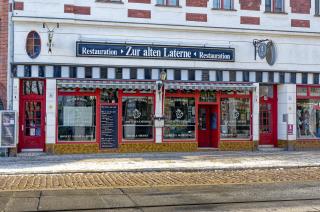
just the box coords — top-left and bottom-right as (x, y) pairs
(155, 81), (163, 143)
(277, 84), (296, 142)
(252, 83), (260, 143)
(12, 78), (20, 145)
(46, 79), (57, 144)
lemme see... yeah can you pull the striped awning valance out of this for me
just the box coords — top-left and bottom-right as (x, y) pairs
(57, 80), (157, 90)
(164, 82), (256, 91)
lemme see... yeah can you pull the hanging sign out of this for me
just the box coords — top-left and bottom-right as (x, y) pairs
(76, 42), (235, 62)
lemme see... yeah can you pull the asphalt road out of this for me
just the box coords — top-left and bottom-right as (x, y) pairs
(1, 181), (320, 211)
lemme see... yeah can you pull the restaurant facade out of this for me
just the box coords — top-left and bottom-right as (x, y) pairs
(8, 0), (320, 154)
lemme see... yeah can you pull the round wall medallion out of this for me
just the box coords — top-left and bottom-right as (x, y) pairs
(266, 41), (276, 66)
(26, 31), (41, 59)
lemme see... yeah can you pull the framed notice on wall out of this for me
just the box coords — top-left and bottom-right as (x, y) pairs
(0, 111), (17, 148)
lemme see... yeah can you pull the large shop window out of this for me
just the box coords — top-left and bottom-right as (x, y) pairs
(297, 86), (320, 139)
(297, 100), (320, 139)
(58, 96), (96, 142)
(122, 97), (154, 140)
(164, 98), (196, 139)
(220, 98), (251, 139)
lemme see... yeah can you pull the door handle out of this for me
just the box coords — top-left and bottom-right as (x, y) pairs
(21, 125), (24, 131)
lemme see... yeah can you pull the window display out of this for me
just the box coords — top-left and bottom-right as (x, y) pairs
(297, 100), (320, 139)
(164, 98), (196, 139)
(220, 98), (251, 139)
(122, 97), (154, 140)
(58, 96), (96, 142)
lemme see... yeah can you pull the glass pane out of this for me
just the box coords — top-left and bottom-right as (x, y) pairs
(274, 0), (283, 12)
(168, 0), (177, 6)
(199, 108), (207, 130)
(259, 86), (273, 98)
(200, 91), (217, 102)
(122, 97), (154, 140)
(213, 0), (220, 8)
(297, 87), (308, 96)
(58, 96), (96, 142)
(265, 0), (271, 11)
(223, 0), (232, 9)
(310, 87), (320, 97)
(297, 100), (320, 139)
(220, 98), (251, 139)
(101, 89), (118, 103)
(164, 97), (196, 139)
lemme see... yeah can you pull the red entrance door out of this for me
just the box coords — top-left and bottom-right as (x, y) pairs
(19, 80), (46, 151)
(259, 85), (277, 145)
(198, 105), (219, 148)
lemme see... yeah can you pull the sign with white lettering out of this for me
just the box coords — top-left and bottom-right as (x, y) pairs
(76, 42), (235, 62)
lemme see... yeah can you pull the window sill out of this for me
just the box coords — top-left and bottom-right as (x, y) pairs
(264, 11), (288, 15)
(95, 0), (124, 4)
(211, 8), (237, 12)
(155, 4), (182, 8)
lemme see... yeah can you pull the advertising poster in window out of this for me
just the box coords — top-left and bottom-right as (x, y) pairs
(0, 111), (17, 148)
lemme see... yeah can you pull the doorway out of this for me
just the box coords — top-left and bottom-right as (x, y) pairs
(198, 105), (219, 148)
(259, 85), (277, 146)
(19, 80), (46, 152)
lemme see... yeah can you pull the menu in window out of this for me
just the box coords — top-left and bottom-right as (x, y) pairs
(0, 112), (16, 147)
(100, 105), (118, 149)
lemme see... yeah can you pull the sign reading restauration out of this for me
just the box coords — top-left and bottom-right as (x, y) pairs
(76, 42), (235, 62)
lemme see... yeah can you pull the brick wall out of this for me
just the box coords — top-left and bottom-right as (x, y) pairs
(240, 16), (260, 25)
(186, 13), (207, 22)
(291, 19), (310, 28)
(239, 0), (261, 11)
(290, 0), (311, 14)
(186, 0), (207, 7)
(0, 0), (8, 109)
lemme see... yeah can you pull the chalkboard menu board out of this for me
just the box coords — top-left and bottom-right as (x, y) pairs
(0, 111), (17, 148)
(100, 105), (118, 149)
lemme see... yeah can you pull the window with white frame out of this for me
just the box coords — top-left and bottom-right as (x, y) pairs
(316, 0), (320, 15)
(265, 0), (285, 13)
(156, 0), (179, 6)
(213, 0), (233, 10)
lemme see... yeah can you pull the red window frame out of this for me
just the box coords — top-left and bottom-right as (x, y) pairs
(56, 88), (100, 144)
(119, 90), (156, 144)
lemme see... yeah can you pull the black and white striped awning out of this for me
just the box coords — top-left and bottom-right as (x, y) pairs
(164, 82), (255, 91)
(57, 80), (157, 90)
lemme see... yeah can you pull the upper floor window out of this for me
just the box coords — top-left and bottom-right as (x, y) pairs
(213, 0), (233, 10)
(316, 0), (320, 15)
(156, 0), (179, 6)
(265, 0), (285, 13)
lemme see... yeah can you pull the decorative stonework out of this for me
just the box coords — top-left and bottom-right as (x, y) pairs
(240, 16), (260, 25)
(291, 19), (310, 28)
(51, 142), (197, 154)
(219, 141), (255, 151)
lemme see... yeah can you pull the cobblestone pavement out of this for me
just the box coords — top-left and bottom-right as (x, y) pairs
(0, 167), (320, 192)
(1, 151), (320, 174)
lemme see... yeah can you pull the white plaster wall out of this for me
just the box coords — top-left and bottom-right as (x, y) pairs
(12, 79), (20, 144)
(252, 83), (259, 142)
(277, 84), (297, 141)
(46, 79), (57, 144)
(155, 81), (163, 143)
(12, 0), (320, 33)
(12, 21), (320, 73)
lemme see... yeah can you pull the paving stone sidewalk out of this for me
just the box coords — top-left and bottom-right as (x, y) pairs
(0, 151), (320, 174)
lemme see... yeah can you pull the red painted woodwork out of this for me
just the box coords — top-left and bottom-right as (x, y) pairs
(198, 105), (219, 148)
(259, 85), (277, 146)
(19, 80), (46, 151)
